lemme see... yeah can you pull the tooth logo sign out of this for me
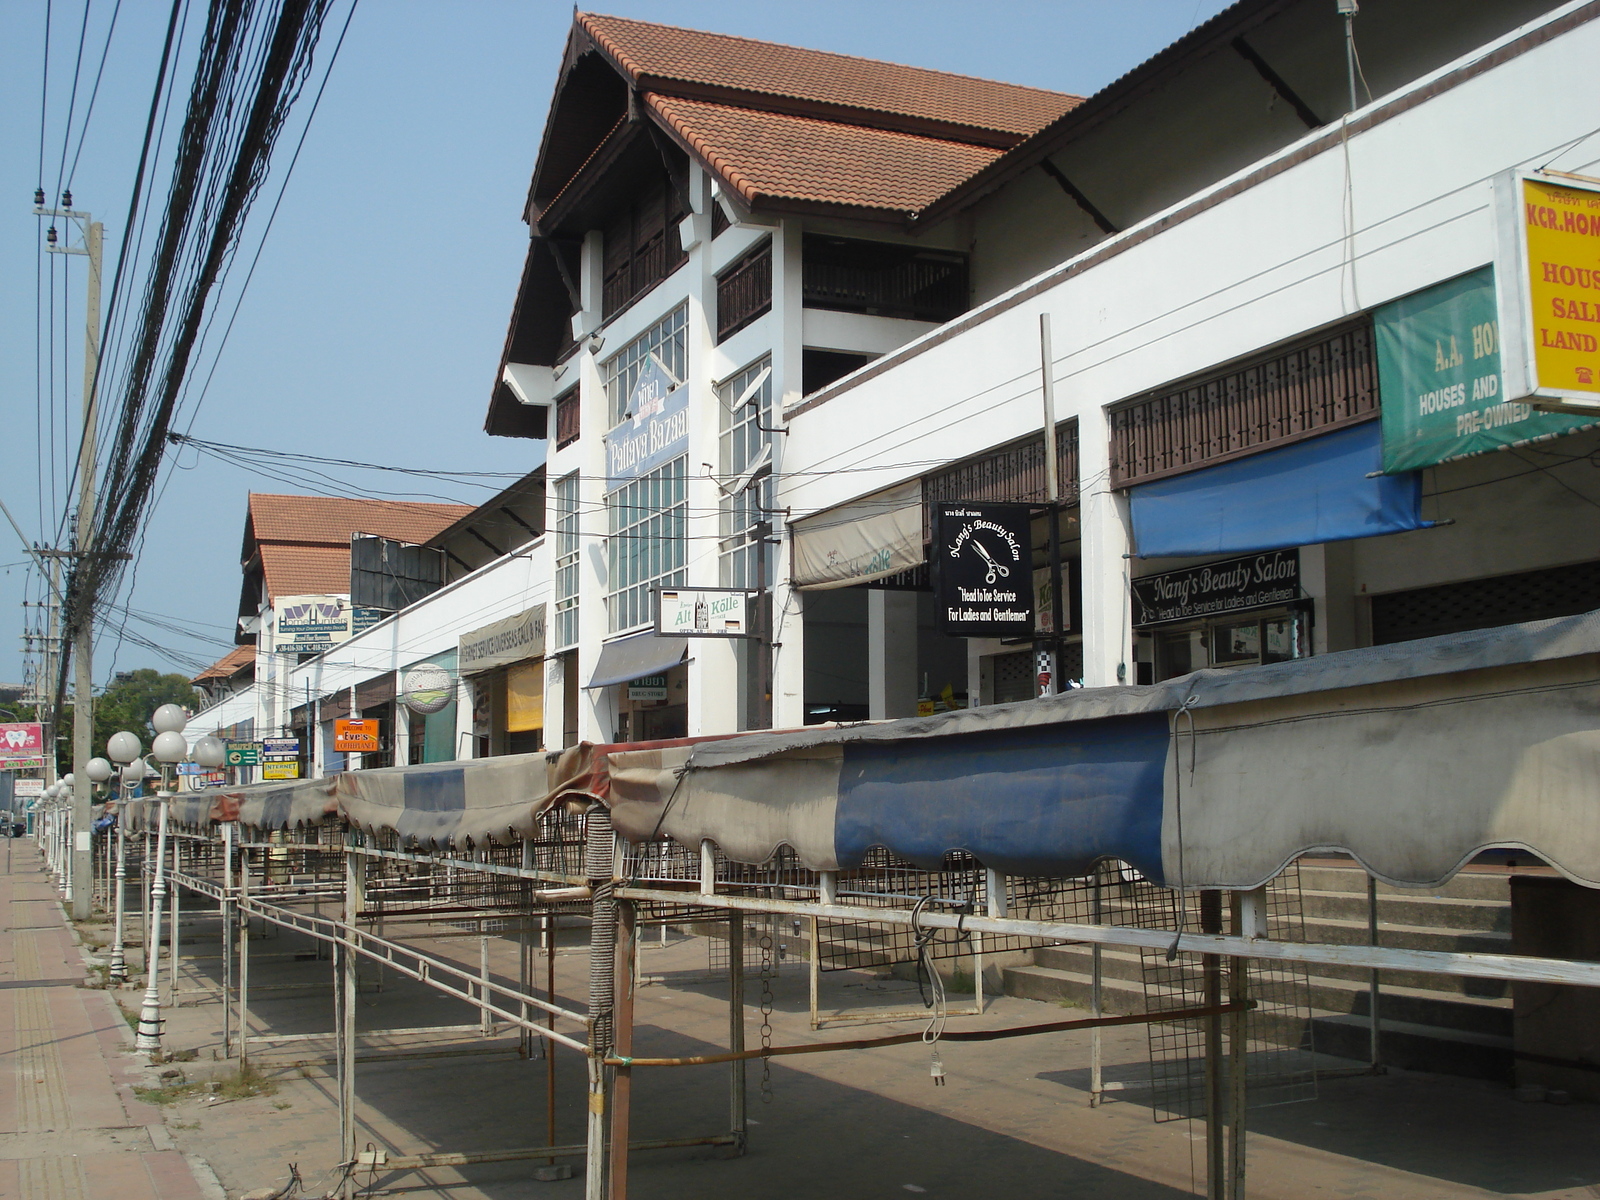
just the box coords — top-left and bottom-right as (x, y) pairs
(0, 724), (44, 753)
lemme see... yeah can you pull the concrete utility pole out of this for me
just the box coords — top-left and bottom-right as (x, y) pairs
(38, 192), (104, 919)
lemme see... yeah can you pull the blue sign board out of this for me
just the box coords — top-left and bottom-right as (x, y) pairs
(604, 357), (688, 492)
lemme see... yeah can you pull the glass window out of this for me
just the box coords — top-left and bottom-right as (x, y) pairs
(718, 357), (774, 589)
(552, 474), (581, 651)
(606, 458), (687, 633)
(602, 304), (687, 430)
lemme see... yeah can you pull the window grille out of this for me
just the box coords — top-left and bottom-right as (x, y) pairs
(607, 457), (687, 633)
(716, 240), (772, 342)
(1109, 319), (1376, 488)
(554, 388), (579, 449)
(602, 305), (687, 430)
(922, 421), (1079, 540)
(1371, 558), (1600, 645)
(552, 474), (581, 651)
(719, 358), (774, 589)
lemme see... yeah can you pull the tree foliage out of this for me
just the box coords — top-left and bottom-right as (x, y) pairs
(11, 670), (198, 769)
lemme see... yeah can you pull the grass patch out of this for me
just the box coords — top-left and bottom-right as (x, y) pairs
(134, 1065), (277, 1107)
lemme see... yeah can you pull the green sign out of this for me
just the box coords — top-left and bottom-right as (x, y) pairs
(1377, 266), (1597, 472)
(226, 741), (261, 767)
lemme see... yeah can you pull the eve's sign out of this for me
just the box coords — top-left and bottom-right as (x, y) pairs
(933, 502), (1034, 637)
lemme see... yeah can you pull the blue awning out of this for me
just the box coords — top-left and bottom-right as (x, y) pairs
(1130, 422), (1433, 559)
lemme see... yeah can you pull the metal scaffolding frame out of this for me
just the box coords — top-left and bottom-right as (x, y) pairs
(127, 787), (1600, 1200)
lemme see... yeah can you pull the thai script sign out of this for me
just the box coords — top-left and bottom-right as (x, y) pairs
(0, 723), (46, 772)
(1132, 550), (1300, 628)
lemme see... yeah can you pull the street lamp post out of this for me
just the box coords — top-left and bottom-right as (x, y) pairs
(134, 705), (188, 1055)
(104, 733), (141, 985)
(85, 756), (113, 928)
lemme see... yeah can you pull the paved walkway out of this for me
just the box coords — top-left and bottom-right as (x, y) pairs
(0, 841), (215, 1200)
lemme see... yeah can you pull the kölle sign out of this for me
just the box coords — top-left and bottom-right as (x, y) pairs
(932, 502), (1034, 637)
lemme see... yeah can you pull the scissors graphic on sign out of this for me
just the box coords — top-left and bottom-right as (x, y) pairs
(971, 541), (1010, 583)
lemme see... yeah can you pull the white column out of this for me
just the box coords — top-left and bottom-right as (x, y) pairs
(1078, 404), (1134, 688)
(868, 591), (919, 719)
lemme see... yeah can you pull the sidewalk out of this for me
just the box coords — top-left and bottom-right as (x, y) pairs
(0, 840), (217, 1200)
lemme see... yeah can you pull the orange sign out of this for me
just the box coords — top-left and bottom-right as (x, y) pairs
(334, 718), (381, 753)
(1519, 176), (1600, 405)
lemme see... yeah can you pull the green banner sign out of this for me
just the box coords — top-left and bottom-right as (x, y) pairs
(1377, 266), (1596, 473)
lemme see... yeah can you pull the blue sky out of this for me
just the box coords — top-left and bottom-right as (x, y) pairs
(0, 0), (1233, 688)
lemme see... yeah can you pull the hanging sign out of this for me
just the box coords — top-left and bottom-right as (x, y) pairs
(401, 663), (455, 715)
(654, 588), (753, 637)
(604, 357), (689, 491)
(260, 761), (301, 781)
(334, 719), (381, 753)
(262, 737), (300, 757)
(1132, 550), (1300, 628)
(1497, 173), (1600, 414)
(1377, 266), (1595, 472)
(272, 595), (353, 654)
(225, 741), (261, 766)
(932, 502), (1034, 637)
(627, 675), (668, 702)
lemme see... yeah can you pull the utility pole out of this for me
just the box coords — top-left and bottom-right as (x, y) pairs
(38, 190), (103, 920)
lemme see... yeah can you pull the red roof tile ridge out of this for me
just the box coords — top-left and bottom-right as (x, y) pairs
(579, 12), (1080, 135)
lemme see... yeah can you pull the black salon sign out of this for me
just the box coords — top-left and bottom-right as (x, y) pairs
(933, 502), (1035, 637)
(1131, 549), (1300, 627)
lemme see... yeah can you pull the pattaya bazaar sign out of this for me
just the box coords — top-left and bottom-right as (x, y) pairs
(1377, 266), (1594, 472)
(604, 357), (688, 491)
(1132, 550), (1299, 628)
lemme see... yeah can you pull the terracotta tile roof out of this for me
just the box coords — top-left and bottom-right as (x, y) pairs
(258, 543), (356, 603)
(192, 645), (255, 684)
(580, 13), (1079, 141)
(647, 95), (1002, 216)
(247, 494), (471, 549)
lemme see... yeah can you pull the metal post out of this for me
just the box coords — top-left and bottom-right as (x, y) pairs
(134, 791), (170, 1054)
(585, 805), (617, 1200)
(610, 900), (636, 1199)
(807, 914), (820, 1030)
(339, 840), (361, 1192)
(728, 909), (747, 1152)
(546, 911), (558, 1161)
(168, 833), (181, 1008)
(221, 823), (234, 1056)
(1367, 874), (1382, 1069)
(1227, 893), (1249, 1200)
(141, 822), (151, 972)
(1037, 312), (1067, 695)
(108, 801), (128, 984)
(238, 845), (251, 1068)
(480, 919), (493, 1037)
(1090, 865), (1104, 1107)
(1200, 890), (1225, 1200)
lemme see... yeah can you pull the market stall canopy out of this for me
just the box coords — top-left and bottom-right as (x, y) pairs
(601, 609), (1600, 890)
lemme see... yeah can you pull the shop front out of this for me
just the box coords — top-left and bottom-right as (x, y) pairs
(1132, 550), (1311, 683)
(586, 631), (688, 742)
(458, 605), (546, 757)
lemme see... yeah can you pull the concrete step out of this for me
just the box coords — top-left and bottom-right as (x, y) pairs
(1298, 889), (1510, 933)
(1305, 975), (1511, 1037)
(1003, 962), (1144, 1013)
(1297, 863), (1511, 904)
(1312, 1014), (1512, 1082)
(1298, 913), (1511, 955)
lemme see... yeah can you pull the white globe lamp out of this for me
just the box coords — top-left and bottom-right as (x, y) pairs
(86, 758), (113, 784)
(192, 736), (226, 769)
(151, 704), (187, 735)
(108, 731), (142, 764)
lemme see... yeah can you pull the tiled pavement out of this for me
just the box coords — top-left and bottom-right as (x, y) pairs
(0, 842), (214, 1200)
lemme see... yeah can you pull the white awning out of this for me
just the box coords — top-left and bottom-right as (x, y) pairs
(791, 480), (924, 590)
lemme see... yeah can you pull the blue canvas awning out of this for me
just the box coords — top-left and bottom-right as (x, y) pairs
(1130, 422), (1433, 559)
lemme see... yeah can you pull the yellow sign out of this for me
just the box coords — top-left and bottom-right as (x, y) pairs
(1521, 177), (1600, 403)
(335, 718), (381, 753)
(261, 761), (301, 781)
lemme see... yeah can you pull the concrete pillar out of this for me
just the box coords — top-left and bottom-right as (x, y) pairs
(868, 590), (919, 718)
(770, 217), (806, 731)
(1301, 541), (1357, 654)
(1077, 404), (1133, 688)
